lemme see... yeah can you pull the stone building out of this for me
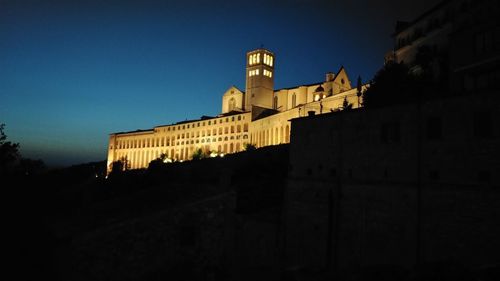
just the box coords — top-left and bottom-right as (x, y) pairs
(284, 90), (499, 273)
(387, 0), (499, 90)
(107, 48), (367, 173)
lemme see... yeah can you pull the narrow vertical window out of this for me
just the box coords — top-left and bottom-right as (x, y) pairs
(228, 97), (236, 111)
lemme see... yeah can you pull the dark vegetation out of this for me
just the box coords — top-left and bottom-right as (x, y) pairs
(362, 46), (450, 108)
(5, 119), (288, 280)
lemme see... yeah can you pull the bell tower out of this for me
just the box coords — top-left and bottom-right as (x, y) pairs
(244, 48), (275, 111)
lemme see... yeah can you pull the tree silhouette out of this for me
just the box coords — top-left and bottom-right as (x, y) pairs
(148, 153), (168, 170)
(356, 75), (363, 106)
(109, 156), (130, 175)
(0, 123), (20, 175)
(244, 143), (256, 151)
(342, 97), (353, 110)
(362, 62), (423, 107)
(191, 148), (210, 160)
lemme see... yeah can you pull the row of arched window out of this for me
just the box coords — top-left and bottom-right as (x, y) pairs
(155, 114), (246, 133)
(174, 134), (248, 146)
(116, 139), (248, 168)
(263, 53), (273, 67)
(115, 124), (249, 149)
(251, 125), (290, 147)
(248, 52), (274, 67)
(272, 94), (297, 110)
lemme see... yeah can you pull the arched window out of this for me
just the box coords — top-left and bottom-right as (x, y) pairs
(228, 97), (236, 111)
(273, 96), (278, 109)
(292, 93), (297, 108)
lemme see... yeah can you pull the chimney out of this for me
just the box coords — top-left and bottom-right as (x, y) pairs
(326, 72), (335, 82)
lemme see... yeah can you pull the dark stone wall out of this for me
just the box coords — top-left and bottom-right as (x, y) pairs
(285, 93), (500, 278)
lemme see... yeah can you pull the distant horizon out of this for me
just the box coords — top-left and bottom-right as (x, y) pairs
(1, 0), (441, 167)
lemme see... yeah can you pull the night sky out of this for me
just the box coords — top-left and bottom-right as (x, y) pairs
(1, 0), (440, 167)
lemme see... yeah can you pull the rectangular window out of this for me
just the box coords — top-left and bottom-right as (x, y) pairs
(429, 170), (440, 181)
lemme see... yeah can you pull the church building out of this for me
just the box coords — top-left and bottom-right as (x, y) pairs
(106, 48), (366, 173)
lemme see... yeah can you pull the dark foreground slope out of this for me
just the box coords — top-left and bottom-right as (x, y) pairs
(15, 145), (288, 281)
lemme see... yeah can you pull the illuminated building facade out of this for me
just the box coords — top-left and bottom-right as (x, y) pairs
(107, 48), (367, 173)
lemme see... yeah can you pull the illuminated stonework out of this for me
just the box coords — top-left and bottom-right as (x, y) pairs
(106, 48), (367, 174)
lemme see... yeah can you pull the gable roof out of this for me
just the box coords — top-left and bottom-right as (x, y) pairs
(223, 85), (245, 96)
(273, 65), (350, 92)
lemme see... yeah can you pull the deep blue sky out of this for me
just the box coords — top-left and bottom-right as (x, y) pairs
(1, 0), (440, 166)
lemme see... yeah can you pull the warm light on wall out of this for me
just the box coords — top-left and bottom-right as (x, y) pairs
(249, 69), (261, 77)
(263, 54), (273, 67)
(249, 53), (262, 65)
(263, 69), (273, 77)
